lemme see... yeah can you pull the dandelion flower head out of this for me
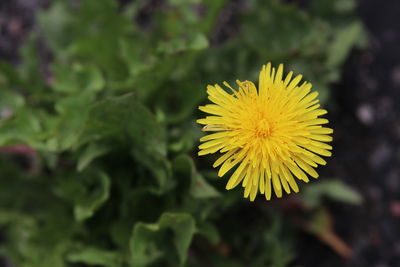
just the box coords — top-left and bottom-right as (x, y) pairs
(197, 63), (333, 201)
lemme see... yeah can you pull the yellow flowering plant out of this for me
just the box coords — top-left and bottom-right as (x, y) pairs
(0, 0), (365, 265)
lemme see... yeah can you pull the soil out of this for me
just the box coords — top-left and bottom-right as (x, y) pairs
(0, 0), (399, 266)
(293, 1), (400, 266)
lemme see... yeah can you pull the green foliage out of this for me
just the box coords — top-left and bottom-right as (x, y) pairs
(130, 212), (196, 266)
(0, 0), (365, 266)
(302, 179), (363, 209)
(66, 246), (123, 266)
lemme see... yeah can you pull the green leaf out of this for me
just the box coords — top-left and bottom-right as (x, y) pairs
(109, 189), (168, 251)
(54, 91), (95, 114)
(130, 212), (196, 267)
(119, 38), (157, 76)
(157, 33), (209, 54)
(54, 170), (111, 222)
(0, 108), (44, 147)
(66, 246), (123, 266)
(131, 149), (173, 194)
(309, 0), (356, 17)
(37, 1), (74, 53)
(190, 172), (221, 199)
(0, 90), (25, 116)
(241, 0), (311, 59)
(52, 63), (105, 93)
(74, 171), (111, 222)
(81, 93), (166, 156)
(302, 179), (363, 208)
(173, 154), (220, 199)
(77, 143), (111, 172)
(197, 222), (220, 245)
(18, 34), (46, 93)
(161, 83), (206, 124)
(188, 33), (209, 50)
(49, 92), (95, 151)
(67, 0), (132, 80)
(261, 217), (295, 267)
(0, 61), (24, 88)
(326, 21), (366, 68)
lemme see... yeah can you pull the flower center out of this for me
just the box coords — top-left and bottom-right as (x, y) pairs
(255, 118), (273, 138)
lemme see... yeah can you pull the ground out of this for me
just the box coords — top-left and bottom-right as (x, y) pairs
(299, 1), (400, 266)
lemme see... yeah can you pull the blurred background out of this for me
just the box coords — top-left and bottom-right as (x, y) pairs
(0, 0), (399, 266)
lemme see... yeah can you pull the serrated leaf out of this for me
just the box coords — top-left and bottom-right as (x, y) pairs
(130, 212), (196, 267)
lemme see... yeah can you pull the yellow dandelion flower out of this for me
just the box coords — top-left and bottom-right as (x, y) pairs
(197, 63), (333, 201)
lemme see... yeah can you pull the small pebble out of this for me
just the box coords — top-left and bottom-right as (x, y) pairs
(390, 201), (400, 218)
(356, 104), (375, 125)
(391, 66), (400, 86)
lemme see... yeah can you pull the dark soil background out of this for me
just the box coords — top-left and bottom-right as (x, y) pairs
(295, 1), (400, 266)
(326, 1), (400, 266)
(1, 0), (399, 266)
